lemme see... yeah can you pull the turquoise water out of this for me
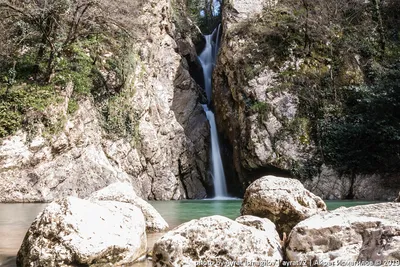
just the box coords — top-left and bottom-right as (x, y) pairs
(149, 199), (242, 228)
(149, 199), (381, 228)
(325, 200), (382, 210)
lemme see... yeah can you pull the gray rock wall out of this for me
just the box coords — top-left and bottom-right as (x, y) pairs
(213, 0), (314, 191)
(0, 0), (210, 202)
(212, 0), (399, 200)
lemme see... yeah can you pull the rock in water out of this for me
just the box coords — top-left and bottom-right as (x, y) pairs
(152, 215), (283, 267)
(88, 182), (168, 232)
(286, 203), (400, 265)
(17, 197), (146, 267)
(395, 192), (400, 202)
(241, 176), (327, 235)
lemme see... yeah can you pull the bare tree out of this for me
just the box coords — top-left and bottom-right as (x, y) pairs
(0, 0), (144, 82)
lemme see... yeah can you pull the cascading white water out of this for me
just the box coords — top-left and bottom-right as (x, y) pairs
(198, 26), (228, 198)
(198, 36), (214, 104)
(202, 104), (228, 197)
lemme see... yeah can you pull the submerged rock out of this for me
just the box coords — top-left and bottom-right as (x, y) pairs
(241, 176), (327, 235)
(152, 215), (282, 267)
(286, 203), (400, 265)
(88, 182), (168, 232)
(17, 197), (146, 267)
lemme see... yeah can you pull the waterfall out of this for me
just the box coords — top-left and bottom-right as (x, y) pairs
(198, 25), (228, 198)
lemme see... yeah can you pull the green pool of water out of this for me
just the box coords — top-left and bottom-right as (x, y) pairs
(149, 199), (381, 228)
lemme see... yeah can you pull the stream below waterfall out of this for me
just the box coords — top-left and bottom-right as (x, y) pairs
(0, 200), (383, 267)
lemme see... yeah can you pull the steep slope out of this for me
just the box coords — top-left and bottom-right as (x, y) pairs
(0, 0), (211, 201)
(213, 0), (400, 199)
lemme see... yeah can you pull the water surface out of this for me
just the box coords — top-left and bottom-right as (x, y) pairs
(0, 203), (47, 267)
(0, 199), (382, 267)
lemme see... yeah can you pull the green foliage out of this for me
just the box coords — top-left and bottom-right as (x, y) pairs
(250, 101), (270, 123)
(0, 85), (61, 137)
(186, 0), (221, 34)
(321, 66), (400, 175)
(251, 101), (270, 113)
(97, 47), (141, 143)
(4, 67), (16, 87)
(67, 99), (79, 115)
(0, 105), (21, 138)
(0, 13), (138, 138)
(53, 43), (94, 95)
(101, 90), (141, 145)
(287, 117), (311, 145)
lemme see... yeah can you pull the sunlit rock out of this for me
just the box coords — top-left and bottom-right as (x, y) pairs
(17, 197), (146, 267)
(241, 176), (327, 235)
(88, 182), (168, 232)
(153, 215), (282, 267)
(286, 203), (400, 266)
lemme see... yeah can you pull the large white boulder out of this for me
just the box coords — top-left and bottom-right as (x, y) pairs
(241, 176), (327, 235)
(152, 215), (283, 267)
(88, 182), (168, 232)
(17, 197), (146, 267)
(286, 203), (400, 266)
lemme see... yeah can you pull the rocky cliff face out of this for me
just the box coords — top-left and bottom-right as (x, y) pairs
(0, 0), (211, 202)
(213, 0), (399, 199)
(214, 0), (311, 193)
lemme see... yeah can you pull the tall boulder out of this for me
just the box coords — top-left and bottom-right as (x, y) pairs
(241, 176), (326, 235)
(88, 182), (168, 232)
(17, 197), (146, 267)
(286, 203), (400, 265)
(152, 215), (283, 267)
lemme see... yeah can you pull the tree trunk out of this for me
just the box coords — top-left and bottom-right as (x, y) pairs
(302, 0), (311, 55)
(46, 49), (56, 83)
(35, 17), (53, 79)
(372, 0), (386, 57)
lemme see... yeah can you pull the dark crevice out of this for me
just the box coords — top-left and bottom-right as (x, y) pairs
(178, 158), (190, 198)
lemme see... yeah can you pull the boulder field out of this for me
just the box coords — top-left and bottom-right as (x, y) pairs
(16, 177), (400, 267)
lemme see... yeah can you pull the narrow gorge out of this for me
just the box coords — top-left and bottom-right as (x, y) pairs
(1, 0), (400, 266)
(0, 0), (399, 203)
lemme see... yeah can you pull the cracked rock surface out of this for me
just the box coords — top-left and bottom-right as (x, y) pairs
(240, 176), (327, 236)
(286, 203), (400, 265)
(152, 215), (283, 267)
